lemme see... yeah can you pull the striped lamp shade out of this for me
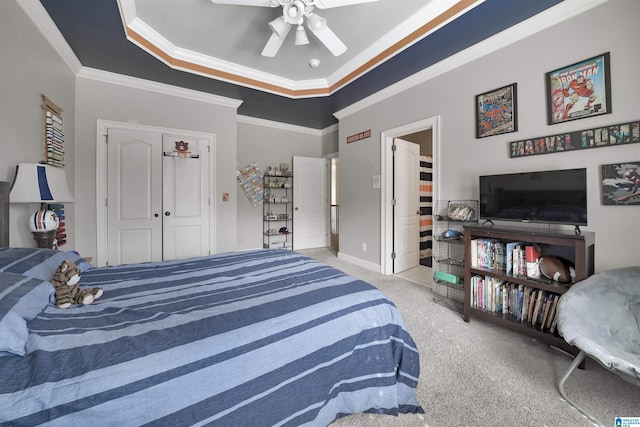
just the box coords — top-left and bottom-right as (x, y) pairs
(9, 164), (74, 204)
(10, 164), (75, 237)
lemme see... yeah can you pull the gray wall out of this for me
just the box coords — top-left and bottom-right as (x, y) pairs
(236, 120), (323, 250)
(322, 128), (339, 156)
(1, 1), (77, 249)
(4, 0), (637, 272)
(74, 76), (239, 258)
(337, 0), (638, 272)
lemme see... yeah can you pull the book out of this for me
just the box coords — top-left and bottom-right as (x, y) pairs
(549, 311), (559, 334)
(493, 241), (506, 271)
(471, 275), (481, 307)
(531, 290), (546, 325)
(521, 287), (534, 321)
(505, 242), (522, 274)
(470, 239), (479, 267)
(516, 285), (524, 321)
(544, 295), (560, 331)
(494, 279), (504, 312)
(501, 283), (508, 314)
(540, 294), (554, 330)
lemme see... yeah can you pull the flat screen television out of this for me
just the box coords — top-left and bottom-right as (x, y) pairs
(479, 168), (587, 227)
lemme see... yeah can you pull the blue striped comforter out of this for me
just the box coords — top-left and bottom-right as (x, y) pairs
(0, 249), (422, 426)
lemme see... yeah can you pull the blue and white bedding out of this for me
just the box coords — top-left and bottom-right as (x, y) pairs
(0, 248), (422, 426)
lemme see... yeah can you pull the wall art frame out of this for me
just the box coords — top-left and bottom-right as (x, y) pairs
(546, 52), (612, 125)
(510, 119), (639, 158)
(601, 161), (640, 205)
(475, 83), (518, 138)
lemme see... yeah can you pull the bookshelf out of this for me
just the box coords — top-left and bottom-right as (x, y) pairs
(463, 224), (595, 355)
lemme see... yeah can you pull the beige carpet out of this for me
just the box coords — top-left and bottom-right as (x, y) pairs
(298, 248), (640, 427)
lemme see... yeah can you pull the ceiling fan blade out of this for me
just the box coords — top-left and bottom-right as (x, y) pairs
(210, 0), (276, 7)
(308, 24), (347, 56)
(313, 0), (379, 9)
(261, 24), (292, 57)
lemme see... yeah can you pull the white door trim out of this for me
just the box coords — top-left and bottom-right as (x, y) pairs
(96, 120), (216, 266)
(380, 116), (440, 275)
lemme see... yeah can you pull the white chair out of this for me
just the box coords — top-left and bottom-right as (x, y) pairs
(556, 266), (640, 426)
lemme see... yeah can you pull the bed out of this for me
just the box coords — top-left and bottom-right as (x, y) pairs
(0, 247), (423, 426)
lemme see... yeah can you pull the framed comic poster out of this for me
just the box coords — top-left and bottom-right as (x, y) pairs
(601, 161), (640, 205)
(546, 52), (612, 125)
(475, 83), (517, 138)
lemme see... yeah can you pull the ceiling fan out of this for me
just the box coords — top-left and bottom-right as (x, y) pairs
(210, 0), (379, 57)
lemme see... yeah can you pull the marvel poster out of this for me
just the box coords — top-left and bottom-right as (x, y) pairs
(601, 161), (640, 205)
(476, 83), (518, 138)
(546, 52), (611, 125)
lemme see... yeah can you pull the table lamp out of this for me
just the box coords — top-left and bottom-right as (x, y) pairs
(9, 163), (74, 249)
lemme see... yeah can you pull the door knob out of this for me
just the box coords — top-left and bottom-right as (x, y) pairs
(295, 207), (299, 211)
(154, 213), (159, 217)
(165, 211), (171, 216)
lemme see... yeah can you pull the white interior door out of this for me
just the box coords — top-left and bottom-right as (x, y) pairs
(293, 156), (328, 250)
(106, 127), (163, 265)
(162, 135), (210, 260)
(393, 138), (420, 273)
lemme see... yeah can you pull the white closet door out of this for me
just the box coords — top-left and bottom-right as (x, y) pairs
(162, 135), (210, 260)
(106, 127), (163, 265)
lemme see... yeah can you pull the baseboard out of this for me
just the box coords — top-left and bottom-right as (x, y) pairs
(337, 251), (381, 274)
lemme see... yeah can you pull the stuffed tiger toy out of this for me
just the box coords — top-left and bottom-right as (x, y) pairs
(50, 260), (103, 308)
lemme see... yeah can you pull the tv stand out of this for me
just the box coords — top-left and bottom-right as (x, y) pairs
(481, 219), (494, 227)
(463, 224), (595, 358)
(574, 225), (581, 235)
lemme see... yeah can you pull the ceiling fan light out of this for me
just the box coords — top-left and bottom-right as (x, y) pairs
(283, 1), (305, 24)
(306, 13), (326, 31)
(268, 16), (289, 38)
(294, 24), (309, 45)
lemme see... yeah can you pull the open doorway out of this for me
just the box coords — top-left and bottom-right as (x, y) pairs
(330, 157), (339, 251)
(325, 152), (339, 252)
(380, 116), (440, 277)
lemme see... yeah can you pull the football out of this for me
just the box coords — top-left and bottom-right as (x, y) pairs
(539, 256), (571, 283)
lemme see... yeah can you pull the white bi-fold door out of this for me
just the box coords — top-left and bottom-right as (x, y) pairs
(161, 134), (210, 261)
(105, 127), (211, 266)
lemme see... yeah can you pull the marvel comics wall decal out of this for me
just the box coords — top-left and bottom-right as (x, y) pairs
(509, 120), (639, 158)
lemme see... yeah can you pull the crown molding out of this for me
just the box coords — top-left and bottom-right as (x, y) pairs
(124, 17), (331, 99)
(77, 67), (243, 109)
(334, 0), (608, 121)
(237, 115), (326, 136)
(118, 0), (483, 99)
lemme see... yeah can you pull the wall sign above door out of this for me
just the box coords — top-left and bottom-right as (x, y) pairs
(346, 130), (371, 144)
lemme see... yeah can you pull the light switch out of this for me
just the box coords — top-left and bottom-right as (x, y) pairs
(372, 175), (381, 189)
